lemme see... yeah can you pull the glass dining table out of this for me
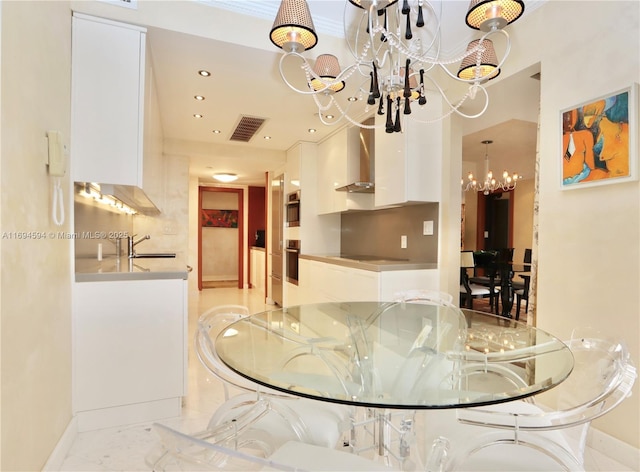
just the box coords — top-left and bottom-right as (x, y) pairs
(215, 301), (574, 465)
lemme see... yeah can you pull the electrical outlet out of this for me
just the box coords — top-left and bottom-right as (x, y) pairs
(401, 235), (407, 249)
(423, 220), (434, 236)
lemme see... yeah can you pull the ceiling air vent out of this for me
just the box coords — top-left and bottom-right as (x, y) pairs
(229, 116), (267, 143)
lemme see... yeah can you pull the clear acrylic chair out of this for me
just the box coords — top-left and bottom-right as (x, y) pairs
(195, 304), (255, 399)
(425, 329), (637, 471)
(148, 422), (392, 471)
(195, 304), (350, 450)
(347, 301), (468, 470)
(393, 288), (455, 306)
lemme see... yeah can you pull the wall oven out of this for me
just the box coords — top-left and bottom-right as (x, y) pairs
(286, 190), (300, 227)
(285, 239), (300, 286)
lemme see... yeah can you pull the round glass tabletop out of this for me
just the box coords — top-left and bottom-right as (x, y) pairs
(215, 302), (574, 410)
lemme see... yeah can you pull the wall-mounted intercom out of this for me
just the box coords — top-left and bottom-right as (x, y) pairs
(46, 130), (66, 177)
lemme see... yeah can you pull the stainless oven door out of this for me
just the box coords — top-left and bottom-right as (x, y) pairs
(285, 246), (299, 285)
(286, 201), (300, 227)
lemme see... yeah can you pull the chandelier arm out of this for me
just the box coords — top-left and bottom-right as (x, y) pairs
(348, 4), (378, 64)
(408, 0), (443, 64)
(314, 93), (387, 130)
(278, 53), (332, 95)
(420, 74), (491, 120)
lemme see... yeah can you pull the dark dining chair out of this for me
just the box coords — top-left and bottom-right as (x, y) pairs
(460, 251), (494, 311)
(512, 248), (532, 292)
(514, 274), (530, 320)
(467, 250), (501, 313)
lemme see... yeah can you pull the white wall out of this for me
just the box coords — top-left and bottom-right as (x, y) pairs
(512, 178), (535, 261)
(0, 2), (73, 470)
(524, 1), (639, 449)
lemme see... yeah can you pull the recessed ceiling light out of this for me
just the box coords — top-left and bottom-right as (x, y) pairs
(212, 129), (221, 134)
(347, 96), (357, 102)
(264, 136), (272, 140)
(308, 128), (316, 133)
(193, 114), (203, 118)
(194, 95), (205, 101)
(213, 173), (238, 183)
(325, 114), (334, 119)
(198, 70), (210, 77)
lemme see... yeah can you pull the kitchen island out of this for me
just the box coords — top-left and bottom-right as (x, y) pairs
(292, 254), (439, 305)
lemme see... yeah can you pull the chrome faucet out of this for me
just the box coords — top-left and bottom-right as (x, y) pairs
(128, 234), (150, 258)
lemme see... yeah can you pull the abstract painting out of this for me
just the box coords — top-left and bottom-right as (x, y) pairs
(561, 85), (637, 189)
(201, 209), (238, 228)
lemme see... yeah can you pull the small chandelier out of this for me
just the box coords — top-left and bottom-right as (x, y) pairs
(463, 140), (520, 194)
(269, 0), (524, 132)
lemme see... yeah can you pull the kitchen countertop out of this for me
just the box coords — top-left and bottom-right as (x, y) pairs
(301, 254), (437, 272)
(75, 256), (190, 282)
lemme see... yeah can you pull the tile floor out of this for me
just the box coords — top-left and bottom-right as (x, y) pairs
(59, 287), (633, 471)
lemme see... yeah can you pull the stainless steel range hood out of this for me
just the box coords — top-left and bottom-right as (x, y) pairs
(336, 117), (375, 193)
(100, 183), (160, 216)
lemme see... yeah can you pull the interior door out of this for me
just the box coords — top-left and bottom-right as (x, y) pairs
(477, 191), (513, 251)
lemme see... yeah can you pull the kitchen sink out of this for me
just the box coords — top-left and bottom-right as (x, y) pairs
(132, 253), (176, 258)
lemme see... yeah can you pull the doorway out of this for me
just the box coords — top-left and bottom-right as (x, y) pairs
(198, 186), (244, 290)
(476, 190), (514, 251)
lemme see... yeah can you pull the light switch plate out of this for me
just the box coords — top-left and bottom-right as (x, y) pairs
(401, 235), (407, 249)
(423, 220), (434, 236)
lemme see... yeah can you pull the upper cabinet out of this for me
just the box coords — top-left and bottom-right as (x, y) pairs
(317, 127), (374, 214)
(71, 14), (148, 188)
(374, 93), (443, 207)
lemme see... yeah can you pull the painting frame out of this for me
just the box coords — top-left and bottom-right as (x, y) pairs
(560, 83), (638, 190)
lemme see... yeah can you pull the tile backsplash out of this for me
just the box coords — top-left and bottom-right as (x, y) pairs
(341, 203), (439, 262)
(74, 195), (132, 259)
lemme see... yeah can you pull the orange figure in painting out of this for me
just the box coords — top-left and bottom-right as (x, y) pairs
(596, 116), (629, 178)
(563, 90), (631, 186)
(562, 108), (606, 183)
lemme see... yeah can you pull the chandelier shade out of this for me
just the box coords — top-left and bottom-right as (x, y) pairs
(465, 0), (525, 32)
(310, 54), (345, 93)
(457, 39), (500, 81)
(270, 0), (524, 132)
(269, 0), (318, 52)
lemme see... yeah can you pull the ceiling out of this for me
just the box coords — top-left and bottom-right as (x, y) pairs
(143, 0), (541, 187)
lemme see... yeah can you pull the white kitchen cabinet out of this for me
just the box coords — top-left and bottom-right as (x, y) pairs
(250, 247), (266, 296)
(73, 278), (187, 431)
(374, 93), (443, 207)
(317, 127), (374, 214)
(298, 259), (378, 303)
(378, 269), (440, 301)
(298, 258), (440, 304)
(71, 14), (147, 188)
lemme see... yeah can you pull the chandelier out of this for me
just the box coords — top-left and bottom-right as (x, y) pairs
(269, 0), (525, 133)
(463, 140), (520, 194)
